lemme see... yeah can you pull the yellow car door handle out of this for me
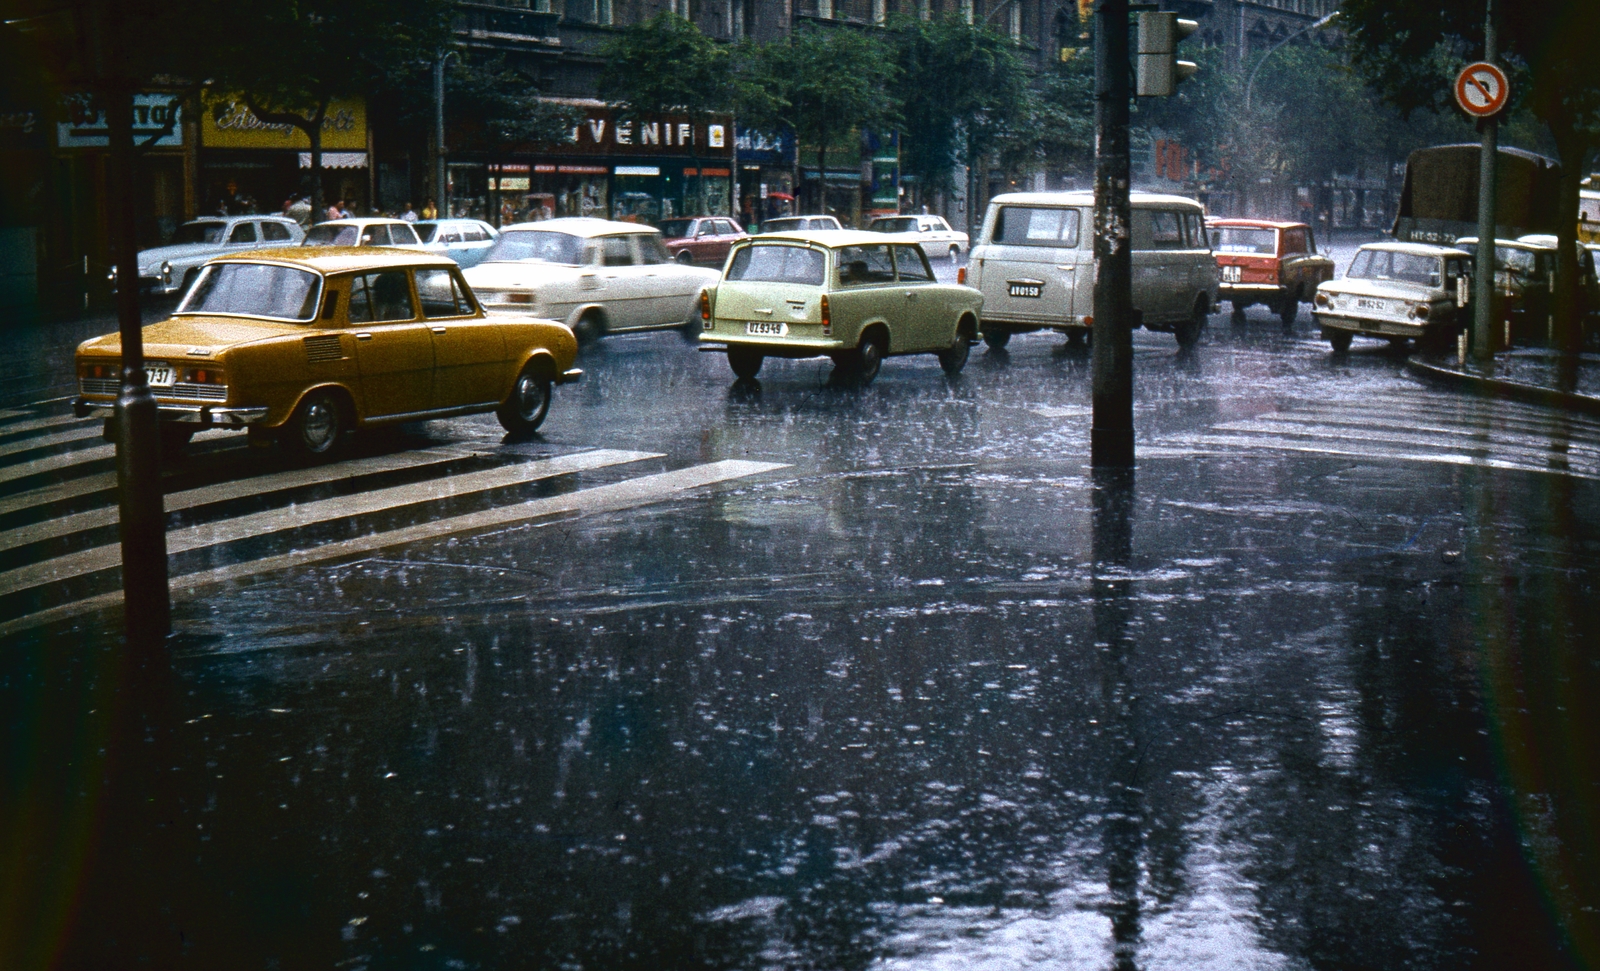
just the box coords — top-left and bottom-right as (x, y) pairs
(431, 326), (447, 334)
(355, 333), (373, 341)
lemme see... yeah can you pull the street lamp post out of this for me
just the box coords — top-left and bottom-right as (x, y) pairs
(434, 49), (460, 217)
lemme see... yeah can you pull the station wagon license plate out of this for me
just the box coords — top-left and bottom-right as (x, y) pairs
(746, 321), (787, 337)
(1356, 297), (1387, 312)
(1008, 282), (1043, 298)
(145, 362), (174, 387)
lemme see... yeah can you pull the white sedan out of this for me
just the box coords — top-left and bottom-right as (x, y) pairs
(301, 218), (427, 250)
(866, 214), (970, 261)
(462, 217), (720, 342)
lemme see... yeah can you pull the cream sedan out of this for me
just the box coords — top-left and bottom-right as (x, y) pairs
(463, 218), (720, 342)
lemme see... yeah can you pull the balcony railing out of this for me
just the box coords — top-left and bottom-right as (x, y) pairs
(455, 2), (562, 45)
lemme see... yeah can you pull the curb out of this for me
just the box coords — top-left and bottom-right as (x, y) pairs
(1405, 359), (1600, 418)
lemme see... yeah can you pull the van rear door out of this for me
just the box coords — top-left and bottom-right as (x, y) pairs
(974, 206), (1084, 326)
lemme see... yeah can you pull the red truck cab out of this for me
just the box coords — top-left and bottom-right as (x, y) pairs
(1207, 218), (1335, 327)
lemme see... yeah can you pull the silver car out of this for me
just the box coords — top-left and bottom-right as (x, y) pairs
(113, 216), (304, 295)
(414, 218), (499, 268)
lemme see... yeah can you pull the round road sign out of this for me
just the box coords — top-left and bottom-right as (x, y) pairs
(1455, 62), (1509, 118)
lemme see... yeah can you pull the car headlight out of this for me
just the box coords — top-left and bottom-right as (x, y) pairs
(1314, 292), (1330, 308)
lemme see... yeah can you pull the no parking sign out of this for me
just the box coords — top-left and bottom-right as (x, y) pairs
(1455, 62), (1510, 118)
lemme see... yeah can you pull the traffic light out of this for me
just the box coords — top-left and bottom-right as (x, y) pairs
(1136, 11), (1198, 97)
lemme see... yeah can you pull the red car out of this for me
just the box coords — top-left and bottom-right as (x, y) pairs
(1206, 218), (1335, 327)
(658, 216), (748, 267)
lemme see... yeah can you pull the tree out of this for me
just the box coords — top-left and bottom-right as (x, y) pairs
(597, 13), (735, 216)
(203, 0), (452, 217)
(745, 25), (898, 215)
(1341, 0), (1600, 353)
(887, 16), (1030, 227)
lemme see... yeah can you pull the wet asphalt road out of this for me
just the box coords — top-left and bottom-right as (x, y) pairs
(4, 268), (1600, 969)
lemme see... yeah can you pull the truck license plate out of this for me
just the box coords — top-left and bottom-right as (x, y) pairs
(746, 321), (786, 336)
(145, 362), (174, 387)
(1008, 282), (1042, 298)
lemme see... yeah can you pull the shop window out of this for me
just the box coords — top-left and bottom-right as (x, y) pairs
(229, 222), (257, 244)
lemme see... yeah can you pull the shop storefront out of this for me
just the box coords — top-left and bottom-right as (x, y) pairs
(734, 126), (796, 230)
(445, 104), (734, 229)
(199, 96), (369, 217)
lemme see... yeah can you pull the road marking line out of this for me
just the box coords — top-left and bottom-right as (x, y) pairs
(0, 472), (120, 517)
(1149, 439), (1600, 482)
(0, 448), (463, 553)
(0, 458), (788, 636)
(0, 425), (106, 457)
(0, 449), (661, 598)
(0, 429), (236, 488)
(0, 409), (32, 422)
(0, 414), (95, 438)
(1206, 421), (1600, 470)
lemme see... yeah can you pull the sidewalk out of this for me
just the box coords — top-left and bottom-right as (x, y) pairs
(1407, 347), (1600, 416)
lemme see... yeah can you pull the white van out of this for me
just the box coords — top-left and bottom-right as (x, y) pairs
(966, 191), (1219, 348)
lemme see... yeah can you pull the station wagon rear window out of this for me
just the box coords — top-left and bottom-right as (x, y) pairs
(1210, 227), (1276, 254)
(1347, 250), (1440, 286)
(726, 244), (826, 285)
(482, 230), (585, 266)
(992, 207), (1080, 247)
(177, 263), (321, 321)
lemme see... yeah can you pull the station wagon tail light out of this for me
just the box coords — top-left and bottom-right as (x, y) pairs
(700, 289), (712, 328)
(181, 367), (225, 384)
(820, 294), (831, 336)
(1315, 292), (1330, 308)
(957, 266), (967, 285)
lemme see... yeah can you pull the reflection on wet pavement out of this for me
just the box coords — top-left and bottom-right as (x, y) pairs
(3, 313), (1596, 968)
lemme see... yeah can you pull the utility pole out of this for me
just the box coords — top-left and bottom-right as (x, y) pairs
(96, 2), (171, 641)
(1472, 0), (1498, 362)
(1092, 0), (1135, 468)
(434, 50), (459, 217)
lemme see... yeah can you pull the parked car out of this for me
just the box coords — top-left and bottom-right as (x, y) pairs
(72, 249), (581, 458)
(111, 216), (304, 295)
(1312, 241), (1472, 352)
(757, 215), (844, 234)
(865, 213), (970, 262)
(1207, 218), (1334, 327)
(698, 231), (983, 384)
(302, 218), (426, 249)
(658, 216), (749, 266)
(966, 191), (1218, 349)
(415, 218), (498, 268)
(1456, 236), (1557, 345)
(462, 217), (720, 342)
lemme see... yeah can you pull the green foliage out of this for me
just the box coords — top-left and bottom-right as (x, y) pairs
(446, 56), (582, 152)
(596, 13), (735, 122)
(887, 15), (1032, 194)
(745, 25), (898, 167)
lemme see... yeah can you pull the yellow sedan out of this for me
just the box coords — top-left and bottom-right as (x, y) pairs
(73, 248), (581, 458)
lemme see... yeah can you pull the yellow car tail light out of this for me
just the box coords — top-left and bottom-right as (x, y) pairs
(182, 367), (225, 384)
(820, 294), (831, 336)
(80, 362), (117, 379)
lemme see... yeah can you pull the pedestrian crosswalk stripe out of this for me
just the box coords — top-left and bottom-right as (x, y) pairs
(0, 448), (662, 599)
(0, 429), (236, 488)
(0, 425), (106, 458)
(1144, 439), (1600, 481)
(1208, 419), (1600, 468)
(0, 458), (788, 637)
(0, 447), (465, 554)
(0, 472), (120, 517)
(0, 414), (95, 439)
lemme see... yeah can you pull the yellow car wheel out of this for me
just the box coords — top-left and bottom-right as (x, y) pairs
(281, 389), (349, 460)
(497, 366), (551, 435)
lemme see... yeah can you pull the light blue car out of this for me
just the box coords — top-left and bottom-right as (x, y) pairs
(415, 218), (499, 268)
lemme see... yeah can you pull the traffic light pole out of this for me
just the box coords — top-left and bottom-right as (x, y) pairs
(1472, 0), (1497, 362)
(1092, 0), (1135, 468)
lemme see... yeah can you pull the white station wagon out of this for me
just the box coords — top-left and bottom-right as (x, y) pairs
(113, 216), (305, 295)
(1312, 242), (1472, 352)
(462, 217), (720, 341)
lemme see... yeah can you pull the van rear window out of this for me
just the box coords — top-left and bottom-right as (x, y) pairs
(992, 207), (1080, 247)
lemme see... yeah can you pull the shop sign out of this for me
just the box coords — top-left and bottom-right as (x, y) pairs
(57, 94), (184, 148)
(557, 108), (733, 159)
(735, 127), (795, 167)
(202, 96), (366, 150)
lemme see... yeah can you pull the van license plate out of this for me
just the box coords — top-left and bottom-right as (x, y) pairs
(1008, 283), (1042, 298)
(746, 321), (787, 336)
